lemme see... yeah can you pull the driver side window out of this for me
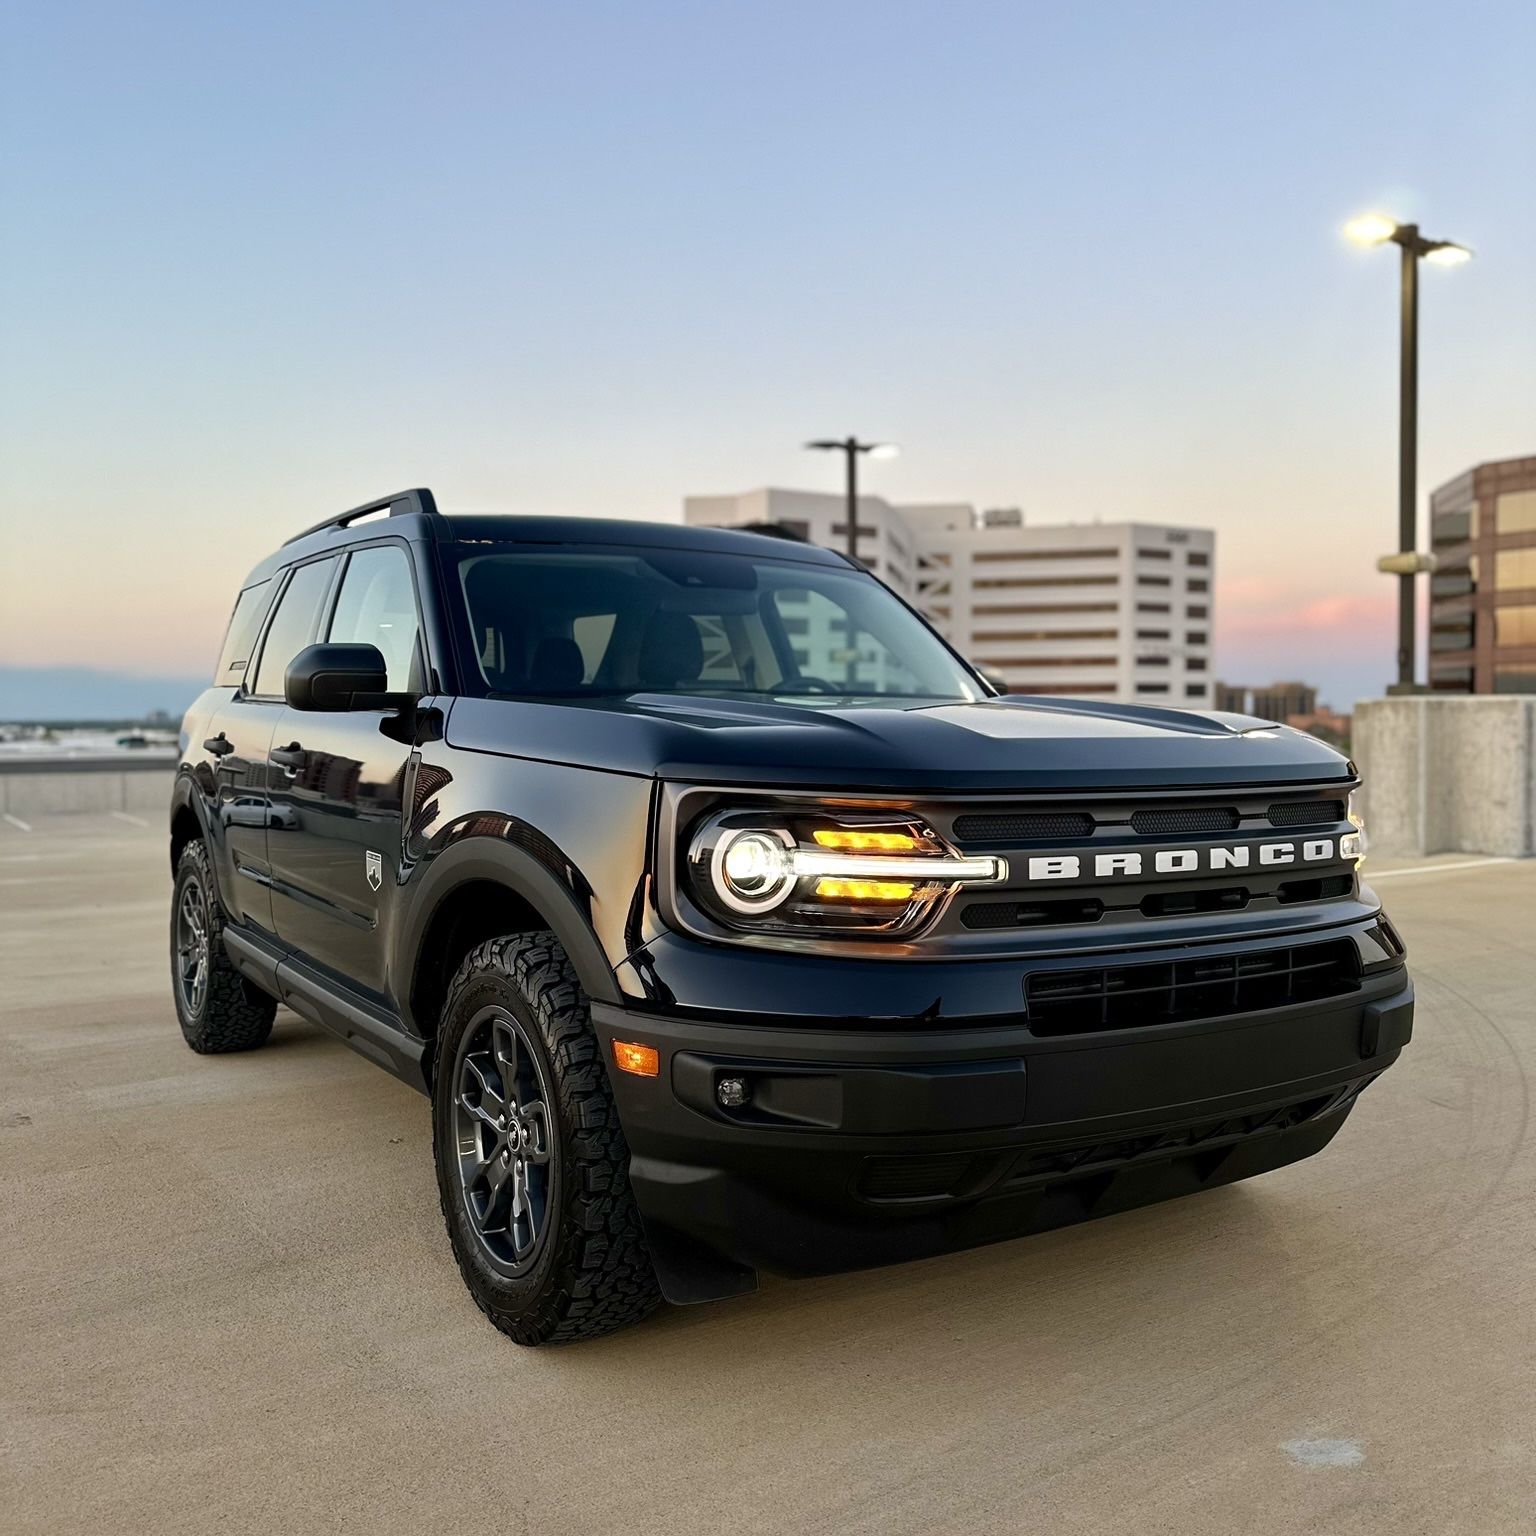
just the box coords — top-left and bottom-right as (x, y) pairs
(327, 545), (423, 692)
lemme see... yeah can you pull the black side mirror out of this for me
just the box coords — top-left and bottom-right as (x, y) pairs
(285, 643), (389, 711)
(976, 665), (1010, 697)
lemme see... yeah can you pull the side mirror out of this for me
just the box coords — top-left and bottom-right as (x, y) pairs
(976, 665), (1010, 697)
(285, 643), (389, 711)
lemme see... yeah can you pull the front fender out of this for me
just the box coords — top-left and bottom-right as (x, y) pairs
(397, 827), (624, 1032)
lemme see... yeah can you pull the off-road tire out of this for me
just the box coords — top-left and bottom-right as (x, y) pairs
(433, 932), (662, 1344)
(170, 838), (276, 1053)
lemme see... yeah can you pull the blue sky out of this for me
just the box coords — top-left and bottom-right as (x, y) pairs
(1, 0), (1532, 708)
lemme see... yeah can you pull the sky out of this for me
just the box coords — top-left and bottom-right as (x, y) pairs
(1, 0), (1533, 710)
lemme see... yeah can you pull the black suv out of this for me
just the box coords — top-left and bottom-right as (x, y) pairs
(170, 489), (1413, 1343)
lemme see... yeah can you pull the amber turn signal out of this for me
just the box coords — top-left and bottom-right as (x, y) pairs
(611, 1039), (660, 1077)
(812, 828), (918, 852)
(814, 876), (916, 902)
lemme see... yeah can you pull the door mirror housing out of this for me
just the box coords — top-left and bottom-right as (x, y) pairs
(285, 643), (390, 711)
(975, 665), (1010, 697)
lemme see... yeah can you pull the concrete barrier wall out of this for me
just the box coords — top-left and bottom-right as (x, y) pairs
(8, 713), (1535, 861)
(0, 762), (175, 819)
(1353, 697), (1536, 858)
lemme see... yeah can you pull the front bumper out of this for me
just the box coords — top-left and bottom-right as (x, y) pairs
(592, 931), (1413, 1301)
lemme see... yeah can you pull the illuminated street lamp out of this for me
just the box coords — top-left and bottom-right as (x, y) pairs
(1345, 213), (1473, 688)
(804, 437), (899, 564)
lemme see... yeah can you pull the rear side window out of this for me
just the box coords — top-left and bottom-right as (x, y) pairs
(249, 558), (338, 698)
(214, 581), (272, 686)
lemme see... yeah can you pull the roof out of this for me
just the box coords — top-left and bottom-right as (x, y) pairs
(440, 513), (847, 565)
(246, 499), (849, 587)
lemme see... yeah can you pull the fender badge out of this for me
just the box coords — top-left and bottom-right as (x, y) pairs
(365, 850), (383, 892)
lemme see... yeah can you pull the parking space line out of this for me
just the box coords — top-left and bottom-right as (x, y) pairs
(110, 811), (151, 828)
(1370, 857), (1516, 880)
(2, 814), (32, 832)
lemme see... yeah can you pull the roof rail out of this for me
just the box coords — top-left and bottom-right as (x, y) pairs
(283, 488), (441, 546)
(724, 520), (809, 543)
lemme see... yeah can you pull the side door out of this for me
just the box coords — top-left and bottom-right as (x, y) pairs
(201, 578), (279, 933)
(265, 541), (424, 1004)
(228, 555), (343, 939)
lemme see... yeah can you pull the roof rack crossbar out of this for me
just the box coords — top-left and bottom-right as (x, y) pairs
(283, 487), (441, 546)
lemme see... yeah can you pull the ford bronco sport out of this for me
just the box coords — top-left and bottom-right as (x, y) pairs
(169, 488), (1414, 1343)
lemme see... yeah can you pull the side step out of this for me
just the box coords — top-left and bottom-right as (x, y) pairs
(223, 928), (428, 1095)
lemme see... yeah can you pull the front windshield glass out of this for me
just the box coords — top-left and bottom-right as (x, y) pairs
(455, 544), (984, 702)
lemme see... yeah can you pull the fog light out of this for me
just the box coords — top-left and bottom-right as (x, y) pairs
(717, 1076), (749, 1108)
(1340, 831), (1364, 862)
(612, 1040), (660, 1077)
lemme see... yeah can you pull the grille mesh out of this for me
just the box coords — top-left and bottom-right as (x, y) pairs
(1024, 939), (1360, 1035)
(962, 897), (1103, 930)
(1129, 806), (1239, 835)
(952, 811), (1093, 843)
(1268, 799), (1346, 827)
(859, 1154), (974, 1201)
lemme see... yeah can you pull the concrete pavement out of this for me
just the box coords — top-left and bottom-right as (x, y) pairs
(2, 816), (1533, 1534)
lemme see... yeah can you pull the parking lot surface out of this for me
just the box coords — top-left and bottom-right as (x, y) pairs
(2, 818), (1533, 1534)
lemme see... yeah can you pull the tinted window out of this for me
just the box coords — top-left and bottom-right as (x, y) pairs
(768, 584), (926, 695)
(327, 545), (422, 691)
(250, 558), (338, 697)
(215, 581), (272, 685)
(457, 546), (982, 701)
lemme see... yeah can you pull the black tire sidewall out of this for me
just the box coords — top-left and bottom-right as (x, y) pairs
(169, 839), (275, 1052)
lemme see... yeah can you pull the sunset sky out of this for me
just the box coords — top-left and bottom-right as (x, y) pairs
(2, 0), (1533, 709)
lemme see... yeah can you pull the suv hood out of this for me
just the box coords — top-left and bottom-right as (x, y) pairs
(444, 693), (1351, 792)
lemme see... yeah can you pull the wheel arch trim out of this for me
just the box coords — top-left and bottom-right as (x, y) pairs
(169, 771), (209, 861)
(400, 832), (623, 1033)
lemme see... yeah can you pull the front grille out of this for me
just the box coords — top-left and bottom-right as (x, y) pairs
(962, 897), (1103, 930)
(1023, 939), (1360, 1036)
(1277, 874), (1353, 904)
(952, 810), (1094, 843)
(1268, 798), (1346, 826)
(1129, 805), (1239, 835)
(1139, 886), (1247, 917)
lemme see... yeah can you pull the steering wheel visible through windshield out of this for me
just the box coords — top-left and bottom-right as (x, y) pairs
(454, 543), (984, 703)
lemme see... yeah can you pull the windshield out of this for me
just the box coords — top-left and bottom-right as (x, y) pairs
(455, 544), (984, 702)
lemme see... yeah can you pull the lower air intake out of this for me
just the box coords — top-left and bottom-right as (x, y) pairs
(1024, 939), (1360, 1036)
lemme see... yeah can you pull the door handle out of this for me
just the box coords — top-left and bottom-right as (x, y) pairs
(203, 733), (234, 758)
(269, 743), (307, 771)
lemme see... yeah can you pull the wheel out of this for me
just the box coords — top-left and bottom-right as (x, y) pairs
(433, 932), (662, 1344)
(170, 839), (276, 1053)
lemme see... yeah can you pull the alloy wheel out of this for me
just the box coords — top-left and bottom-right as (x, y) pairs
(175, 880), (210, 1017)
(453, 1006), (555, 1275)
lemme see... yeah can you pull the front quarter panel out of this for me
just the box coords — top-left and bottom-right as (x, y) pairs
(395, 737), (656, 1020)
(171, 687), (234, 877)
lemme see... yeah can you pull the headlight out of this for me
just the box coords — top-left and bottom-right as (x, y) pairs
(1342, 788), (1368, 863)
(686, 808), (1007, 937)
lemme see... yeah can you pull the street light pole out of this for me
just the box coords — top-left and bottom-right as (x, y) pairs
(1396, 228), (1420, 690)
(804, 436), (898, 566)
(844, 437), (859, 563)
(1345, 213), (1472, 690)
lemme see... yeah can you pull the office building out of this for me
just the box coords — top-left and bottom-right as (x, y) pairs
(683, 488), (1216, 704)
(1428, 454), (1536, 694)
